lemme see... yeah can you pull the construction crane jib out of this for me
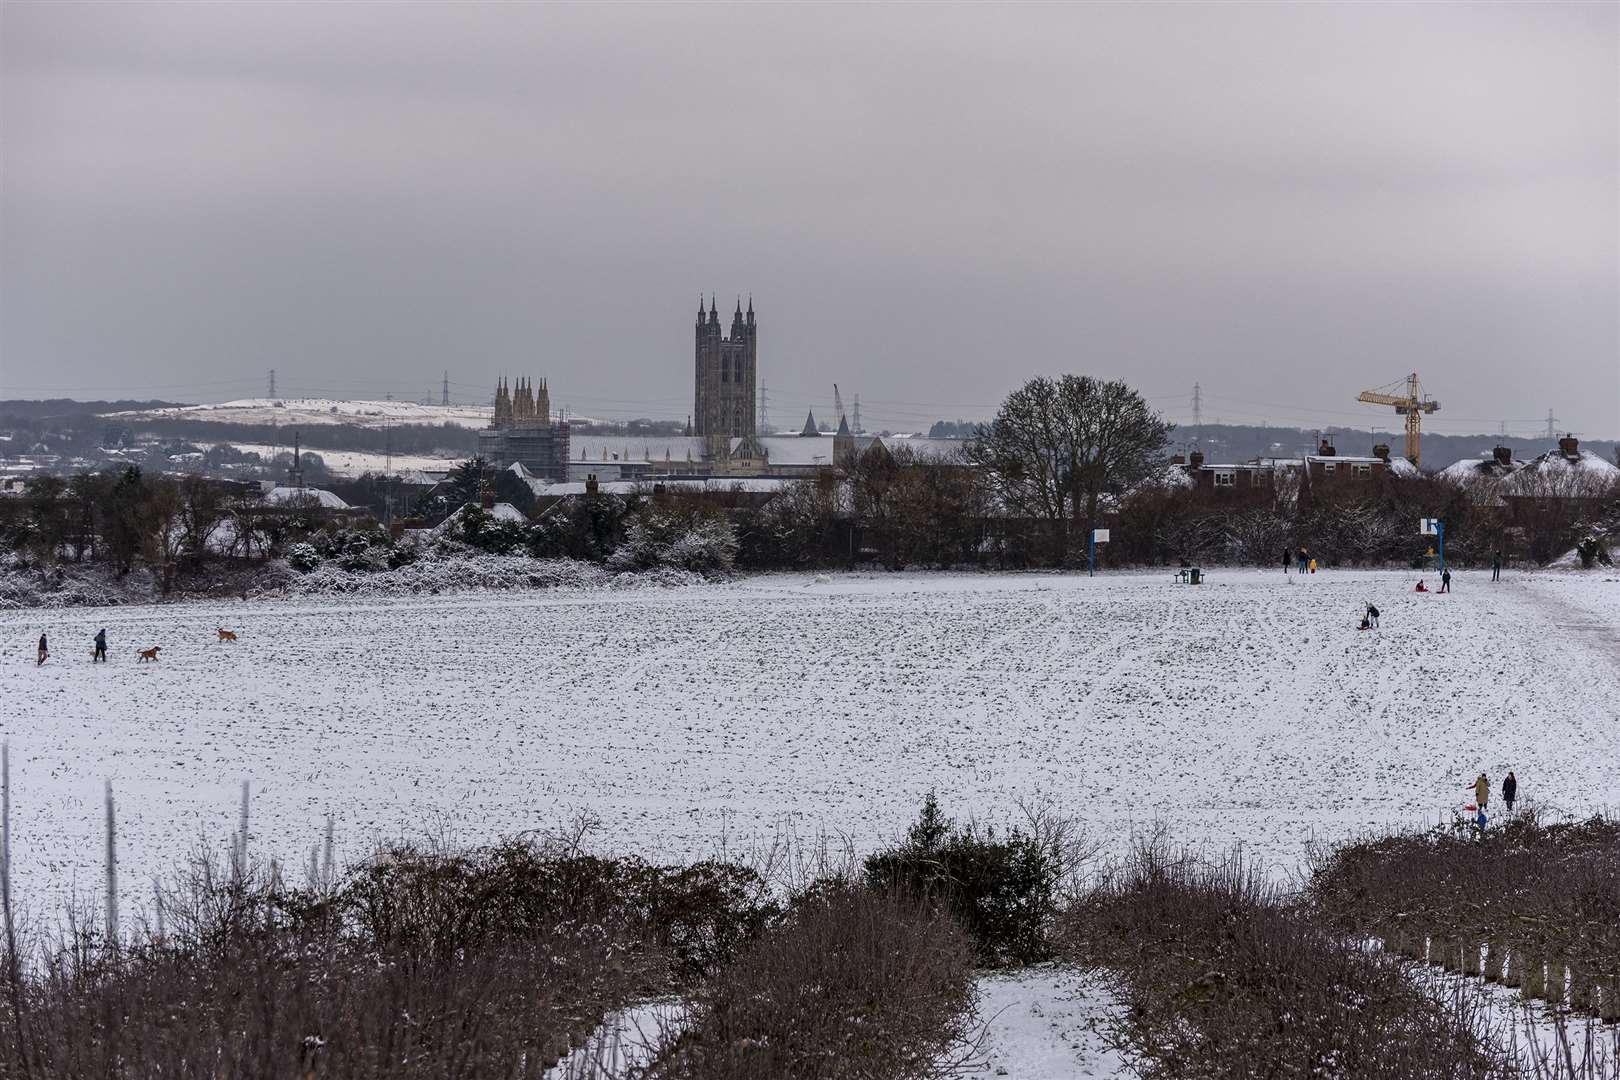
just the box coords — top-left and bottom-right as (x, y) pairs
(1356, 373), (1440, 468)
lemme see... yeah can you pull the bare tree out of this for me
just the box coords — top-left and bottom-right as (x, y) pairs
(968, 375), (1172, 562)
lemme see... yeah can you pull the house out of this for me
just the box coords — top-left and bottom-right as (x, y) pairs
(1303, 438), (1401, 482)
(431, 499), (530, 537)
(1174, 450), (1275, 492)
(1499, 436), (1619, 523)
(1439, 446), (1526, 486)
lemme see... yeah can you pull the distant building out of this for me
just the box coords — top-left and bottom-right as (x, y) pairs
(1500, 435), (1620, 522)
(1438, 445), (1526, 486)
(694, 296), (757, 449)
(1172, 438), (1405, 494)
(477, 376), (570, 482)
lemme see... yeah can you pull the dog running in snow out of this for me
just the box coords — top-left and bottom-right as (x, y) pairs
(137, 646), (162, 662)
(217, 628), (238, 642)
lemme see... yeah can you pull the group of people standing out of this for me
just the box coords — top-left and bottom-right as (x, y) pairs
(1469, 770), (1518, 829)
(1284, 547), (1317, 574)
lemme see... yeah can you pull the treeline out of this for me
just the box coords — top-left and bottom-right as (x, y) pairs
(0, 467), (331, 595)
(5, 375), (1617, 594)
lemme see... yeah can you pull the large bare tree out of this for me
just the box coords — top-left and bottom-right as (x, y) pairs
(968, 375), (1172, 561)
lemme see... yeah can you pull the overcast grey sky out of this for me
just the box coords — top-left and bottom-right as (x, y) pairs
(3, 2), (1616, 436)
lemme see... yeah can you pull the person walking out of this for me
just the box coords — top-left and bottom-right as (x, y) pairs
(1297, 546), (1308, 574)
(1440, 568), (1452, 593)
(36, 632), (48, 666)
(93, 628), (107, 663)
(1503, 771), (1517, 814)
(1472, 772), (1489, 811)
(1491, 551), (1502, 583)
(1282, 548), (1291, 574)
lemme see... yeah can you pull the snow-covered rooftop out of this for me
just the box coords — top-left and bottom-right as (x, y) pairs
(538, 478), (792, 497)
(1500, 445), (1620, 495)
(430, 501), (530, 535)
(569, 434), (957, 467)
(263, 485), (350, 509)
(1438, 453), (1526, 485)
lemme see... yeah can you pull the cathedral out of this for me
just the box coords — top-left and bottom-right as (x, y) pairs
(478, 376), (569, 481)
(693, 296), (757, 442)
(491, 376), (551, 429)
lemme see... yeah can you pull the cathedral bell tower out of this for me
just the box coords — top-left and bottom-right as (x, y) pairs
(693, 294), (757, 447)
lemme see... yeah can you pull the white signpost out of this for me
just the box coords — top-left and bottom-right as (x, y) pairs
(1089, 528), (1109, 577)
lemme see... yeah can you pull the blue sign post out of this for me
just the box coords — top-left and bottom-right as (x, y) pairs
(1089, 528), (1109, 577)
(1421, 517), (1445, 576)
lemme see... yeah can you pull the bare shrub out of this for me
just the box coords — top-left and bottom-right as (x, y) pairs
(1307, 816), (1620, 1022)
(0, 837), (783, 1078)
(642, 881), (978, 1080)
(1063, 843), (1514, 1079)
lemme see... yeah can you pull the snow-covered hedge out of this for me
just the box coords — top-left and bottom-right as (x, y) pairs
(0, 553), (157, 609)
(277, 551), (703, 599)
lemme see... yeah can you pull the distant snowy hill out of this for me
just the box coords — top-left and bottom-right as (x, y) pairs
(110, 397), (495, 430)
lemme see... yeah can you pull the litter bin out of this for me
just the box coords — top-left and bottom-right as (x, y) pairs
(1189, 567), (1202, 585)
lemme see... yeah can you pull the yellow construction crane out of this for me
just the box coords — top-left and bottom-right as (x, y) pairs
(1357, 373), (1440, 467)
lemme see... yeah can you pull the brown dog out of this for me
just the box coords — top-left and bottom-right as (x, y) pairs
(137, 646), (161, 662)
(217, 628), (238, 642)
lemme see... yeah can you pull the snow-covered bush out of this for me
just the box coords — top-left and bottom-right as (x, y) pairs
(0, 553), (162, 609)
(444, 507), (530, 556)
(279, 550), (703, 599)
(607, 511), (738, 574)
(1575, 534), (1612, 569)
(285, 542), (321, 573)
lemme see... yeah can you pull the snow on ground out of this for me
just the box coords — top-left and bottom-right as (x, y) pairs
(973, 966), (1133, 1078)
(114, 398), (493, 430)
(1, 569), (1618, 919)
(543, 1001), (684, 1080)
(220, 441), (455, 478)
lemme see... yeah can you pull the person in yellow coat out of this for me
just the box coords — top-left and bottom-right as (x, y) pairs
(1472, 773), (1490, 811)
(1308, 557), (1318, 574)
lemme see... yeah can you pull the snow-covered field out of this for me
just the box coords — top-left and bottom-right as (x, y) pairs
(216, 441), (453, 479)
(2, 568), (1618, 920)
(113, 397), (495, 430)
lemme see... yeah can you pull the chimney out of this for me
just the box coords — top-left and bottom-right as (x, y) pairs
(1493, 445), (1512, 467)
(1372, 443), (1390, 462)
(1317, 436), (1336, 457)
(1171, 454), (1187, 466)
(1559, 434), (1579, 458)
(1188, 450), (1205, 469)
(480, 490), (495, 510)
(585, 472), (599, 496)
